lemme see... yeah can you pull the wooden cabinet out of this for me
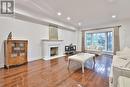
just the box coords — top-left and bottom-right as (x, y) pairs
(4, 40), (28, 68)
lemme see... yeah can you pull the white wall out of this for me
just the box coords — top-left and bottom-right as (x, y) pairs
(0, 17), (77, 68)
(75, 30), (82, 51)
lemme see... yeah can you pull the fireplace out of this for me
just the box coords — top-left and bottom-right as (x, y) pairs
(50, 47), (58, 56)
(42, 40), (64, 60)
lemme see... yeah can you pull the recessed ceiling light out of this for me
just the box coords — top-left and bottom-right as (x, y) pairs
(108, 0), (114, 2)
(108, 0), (117, 3)
(112, 15), (116, 18)
(67, 17), (71, 20)
(78, 22), (81, 26)
(57, 12), (61, 16)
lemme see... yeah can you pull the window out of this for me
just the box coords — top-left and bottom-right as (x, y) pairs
(93, 33), (106, 50)
(86, 33), (92, 48)
(85, 31), (113, 51)
(107, 32), (112, 51)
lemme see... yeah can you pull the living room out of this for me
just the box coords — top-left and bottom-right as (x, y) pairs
(0, 0), (130, 87)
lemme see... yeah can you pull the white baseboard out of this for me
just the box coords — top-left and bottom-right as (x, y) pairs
(28, 57), (42, 62)
(0, 64), (4, 68)
(43, 55), (66, 60)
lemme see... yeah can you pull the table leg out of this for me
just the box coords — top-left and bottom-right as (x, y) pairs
(68, 59), (70, 69)
(82, 63), (84, 73)
(93, 57), (95, 69)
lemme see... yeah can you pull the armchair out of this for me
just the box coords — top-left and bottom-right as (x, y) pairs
(109, 47), (130, 87)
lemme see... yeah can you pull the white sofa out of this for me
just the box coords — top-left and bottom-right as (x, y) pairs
(86, 45), (102, 55)
(109, 47), (130, 87)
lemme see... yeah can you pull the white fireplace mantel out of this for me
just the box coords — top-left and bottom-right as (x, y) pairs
(41, 39), (64, 60)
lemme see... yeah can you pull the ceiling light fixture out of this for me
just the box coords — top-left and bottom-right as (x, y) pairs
(67, 17), (71, 20)
(108, 0), (114, 2)
(78, 22), (81, 26)
(112, 15), (116, 18)
(57, 12), (61, 16)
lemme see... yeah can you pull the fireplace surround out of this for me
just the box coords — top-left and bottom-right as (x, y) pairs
(41, 40), (64, 60)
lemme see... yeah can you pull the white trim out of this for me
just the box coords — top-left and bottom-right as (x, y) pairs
(43, 55), (65, 60)
(28, 57), (42, 62)
(0, 64), (4, 68)
(85, 28), (113, 33)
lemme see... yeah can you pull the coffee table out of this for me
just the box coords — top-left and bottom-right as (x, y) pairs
(68, 53), (95, 73)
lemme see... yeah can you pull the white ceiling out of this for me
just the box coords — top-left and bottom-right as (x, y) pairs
(15, 0), (130, 29)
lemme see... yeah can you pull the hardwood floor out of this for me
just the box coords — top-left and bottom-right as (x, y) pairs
(0, 54), (112, 87)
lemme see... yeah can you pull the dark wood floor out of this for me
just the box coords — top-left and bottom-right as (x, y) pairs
(0, 54), (112, 87)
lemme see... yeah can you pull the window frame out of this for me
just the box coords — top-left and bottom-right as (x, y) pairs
(85, 31), (113, 52)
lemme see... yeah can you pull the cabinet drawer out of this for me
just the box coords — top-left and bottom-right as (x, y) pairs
(8, 57), (18, 65)
(18, 57), (27, 64)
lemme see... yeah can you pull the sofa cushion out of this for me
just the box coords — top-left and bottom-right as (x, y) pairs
(117, 47), (130, 60)
(118, 55), (130, 60)
(113, 55), (130, 68)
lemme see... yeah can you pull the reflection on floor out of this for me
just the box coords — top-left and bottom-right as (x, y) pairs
(0, 54), (112, 87)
